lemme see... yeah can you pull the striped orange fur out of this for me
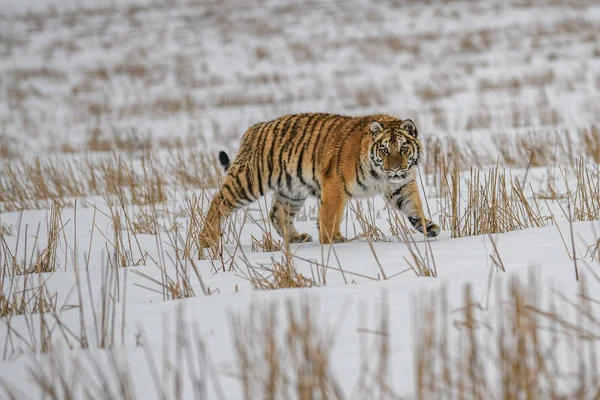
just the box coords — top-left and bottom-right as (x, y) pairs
(199, 113), (439, 249)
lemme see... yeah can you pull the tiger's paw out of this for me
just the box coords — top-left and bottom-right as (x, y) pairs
(331, 234), (349, 244)
(423, 221), (440, 238)
(289, 233), (313, 243)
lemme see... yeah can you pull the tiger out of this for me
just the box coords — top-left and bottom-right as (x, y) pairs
(199, 113), (440, 250)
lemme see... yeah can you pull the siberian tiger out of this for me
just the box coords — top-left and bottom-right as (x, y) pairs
(199, 113), (440, 249)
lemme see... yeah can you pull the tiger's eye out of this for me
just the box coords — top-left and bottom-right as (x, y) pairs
(381, 148), (389, 155)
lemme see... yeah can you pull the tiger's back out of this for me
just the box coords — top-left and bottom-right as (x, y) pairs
(228, 113), (357, 202)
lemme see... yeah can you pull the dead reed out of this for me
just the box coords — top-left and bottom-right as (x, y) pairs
(438, 167), (550, 238)
(414, 271), (600, 398)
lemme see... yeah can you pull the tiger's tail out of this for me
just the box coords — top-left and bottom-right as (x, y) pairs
(218, 151), (231, 171)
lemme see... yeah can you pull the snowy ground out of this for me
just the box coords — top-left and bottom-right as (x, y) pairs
(1, 167), (599, 397)
(1, 0), (600, 398)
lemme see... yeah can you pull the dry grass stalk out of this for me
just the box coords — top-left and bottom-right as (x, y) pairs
(414, 271), (600, 398)
(0, 213), (60, 321)
(588, 238), (600, 262)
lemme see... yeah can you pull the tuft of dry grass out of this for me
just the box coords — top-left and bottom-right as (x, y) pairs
(239, 242), (319, 291)
(438, 167), (550, 238)
(582, 124), (600, 163)
(229, 300), (344, 399)
(348, 199), (389, 243)
(0, 203), (65, 277)
(251, 232), (283, 253)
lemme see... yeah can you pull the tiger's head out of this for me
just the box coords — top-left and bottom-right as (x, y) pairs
(368, 118), (421, 182)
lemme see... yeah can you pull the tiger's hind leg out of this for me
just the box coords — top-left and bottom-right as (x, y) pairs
(269, 193), (312, 243)
(199, 165), (263, 253)
(199, 190), (235, 250)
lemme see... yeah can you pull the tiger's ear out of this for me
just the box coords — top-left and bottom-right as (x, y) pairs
(370, 121), (383, 136)
(400, 119), (417, 137)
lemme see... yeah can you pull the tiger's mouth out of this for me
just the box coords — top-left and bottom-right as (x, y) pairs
(388, 171), (408, 180)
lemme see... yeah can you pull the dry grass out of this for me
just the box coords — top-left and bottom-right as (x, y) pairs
(438, 167), (550, 238)
(414, 271), (600, 398)
(229, 300), (344, 399)
(238, 243), (320, 291)
(0, 150), (222, 212)
(391, 215), (438, 277)
(0, 203), (65, 277)
(133, 226), (212, 300)
(4, 264), (599, 398)
(422, 124), (599, 177)
(348, 199), (389, 242)
(3, 304), (216, 399)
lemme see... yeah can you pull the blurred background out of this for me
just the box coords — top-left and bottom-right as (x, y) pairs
(1, 0), (599, 158)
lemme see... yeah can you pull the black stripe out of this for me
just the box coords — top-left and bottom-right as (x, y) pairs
(248, 123), (263, 152)
(408, 216), (422, 229)
(281, 115), (303, 174)
(317, 116), (347, 160)
(218, 194), (234, 209)
(397, 197), (409, 211)
(252, 123), (269, 195)
(356, 163), (368, 191)
(221, 183), (236, 201)
(276, 116), (296, 188)
(295, 114), (319, 187)
(321, 117), (348, 178)
(267, 117), (288, 189)
(336, 119), (361, 176)
(389, 183), (408, 199)
(285, 172), (293, 192)
(311, 116), (331, 183)
(285, 114), (308, 164)
(233, 174), (252, 203)
(277, 192), (305, 203)
(246, 167), (261, 198)
(343, 183), (353, 198)
(297, 144), (308, 186)
(309, 115), (327, 188)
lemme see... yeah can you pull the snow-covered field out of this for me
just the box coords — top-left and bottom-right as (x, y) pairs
(1, 0), (600, 398)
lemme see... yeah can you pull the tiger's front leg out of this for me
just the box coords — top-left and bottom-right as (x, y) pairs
(318, 183), (349, 244)
(386, 181), (440, 238)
